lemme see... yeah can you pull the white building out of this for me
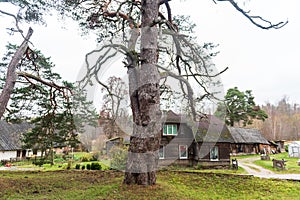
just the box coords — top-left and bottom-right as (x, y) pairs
(0, 120), (38, 161)
(288, 141), (300, 158)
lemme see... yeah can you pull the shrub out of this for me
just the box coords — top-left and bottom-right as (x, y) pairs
(90, 152), (101, 161)
(32, 158), (51, 166)
(109, 146), (128, 171)
(91, 162), (101, 170)
(54, 158), (65, 163)
(81, 157), (89, 162)
(86, 163), (91, 170)
(81, 165), (85, 170)
(194, 164), (203, 170)
(75, 164), (81, 170)
(285, 144), (289, 152)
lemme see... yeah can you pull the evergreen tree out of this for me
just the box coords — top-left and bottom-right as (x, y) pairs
(215, 87), (268, 127)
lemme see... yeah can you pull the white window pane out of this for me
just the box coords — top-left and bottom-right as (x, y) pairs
(179, 145), (187, 159)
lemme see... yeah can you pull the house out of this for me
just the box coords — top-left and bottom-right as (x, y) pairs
(159, 111), (234, 168)
(159, 110), (195, 167)
(193, 115), (234, 168)
(229, 127), (270, 155)
(0, 120), (37, 162)
(288, 141), (300, 158)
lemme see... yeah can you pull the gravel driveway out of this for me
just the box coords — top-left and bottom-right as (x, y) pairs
(238, 157), (300, 180)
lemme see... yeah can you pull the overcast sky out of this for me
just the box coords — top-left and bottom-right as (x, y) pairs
(1, 0), (300, 106)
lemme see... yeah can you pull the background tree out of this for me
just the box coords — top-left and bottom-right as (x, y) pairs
(215, 87), (268, 127)
(0, 0), (55, 118)
(0, 44), (97, 165)
(249, 97), (300, 140)
(100, 76), (129, 139)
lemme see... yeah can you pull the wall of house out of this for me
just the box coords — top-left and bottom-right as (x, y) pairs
(0, 151), (17, 161)
(231, 144), (257, 154)
(196, 142), (231, 160)
(27, 150), (42, 157)
(160, 123), (194, 166)
(258, 144), (270, 154)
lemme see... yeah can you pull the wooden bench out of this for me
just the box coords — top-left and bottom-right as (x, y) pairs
(272, 159), (287, 170)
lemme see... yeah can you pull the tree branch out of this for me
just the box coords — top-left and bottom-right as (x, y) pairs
(0, 27), (33, 119)
(214, 0), (288, 29)
(0, 9), (28, 40)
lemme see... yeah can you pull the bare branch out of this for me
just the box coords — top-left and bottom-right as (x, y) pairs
(215, 0), (288, 29)
(158, 65), (197, 120)
(0, 9), (28, 40)
(0, 27), (33, 119)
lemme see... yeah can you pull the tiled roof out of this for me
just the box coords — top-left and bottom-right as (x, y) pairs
(0, 121), (31, 151)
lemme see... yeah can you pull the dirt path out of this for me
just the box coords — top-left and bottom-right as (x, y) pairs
(238, 157), (300, 180)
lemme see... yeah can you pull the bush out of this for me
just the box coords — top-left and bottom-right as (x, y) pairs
(54, 157), (65, 163)
(90, 152), (101, 161)
(91, 162), (102, 170)
(86, 163), (91, 170)
(109, 146), (128, 171)
(32, 158), (51, 166)
(81, 157), (89, 162)
(81, 165), (85, 170)
(285, 144), (289, 152)
(75, 164), (81, 170)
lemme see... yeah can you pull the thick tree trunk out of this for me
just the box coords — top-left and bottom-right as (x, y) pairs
(124, 0), (161, 185)
(0, 27), (33, 119)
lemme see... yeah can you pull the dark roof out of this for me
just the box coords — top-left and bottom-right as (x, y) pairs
(0, 120), (31, 151)
(194, 115), (234, 143)
(229, 127), (269, 144)
(163, 110), (187, 123)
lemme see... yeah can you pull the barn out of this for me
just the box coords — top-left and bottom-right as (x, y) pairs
(288, 141), (300, 158)
(229, 127), (270, 155)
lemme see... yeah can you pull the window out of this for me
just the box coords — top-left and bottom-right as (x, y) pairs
(179, 145), (188, 159)
(159, 145), (165, 159)
(163, 124), (177, 136)
(210, 146), (219, 161)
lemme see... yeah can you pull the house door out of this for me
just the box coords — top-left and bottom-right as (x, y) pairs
(22, 150), (27, 158)
(16, 150), (21, 158)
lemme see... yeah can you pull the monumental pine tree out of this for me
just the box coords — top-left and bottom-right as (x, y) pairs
(0, 0), (287, 185)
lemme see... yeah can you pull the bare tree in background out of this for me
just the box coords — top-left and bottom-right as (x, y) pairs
(100, 76), (129, 139)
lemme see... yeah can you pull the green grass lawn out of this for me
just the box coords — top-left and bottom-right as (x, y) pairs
(1, 170), (300, 200)
(253, 152), (300, 174)
(231, 152), (300, 174)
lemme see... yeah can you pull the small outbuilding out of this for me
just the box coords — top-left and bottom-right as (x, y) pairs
(0, 120), (34, 162)
(229, 127), (270, 155)
(288, 141), (300, 158)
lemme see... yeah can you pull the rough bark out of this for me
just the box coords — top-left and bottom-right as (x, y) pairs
(124, 0), (161, 185)
(0, 27), (33, 119)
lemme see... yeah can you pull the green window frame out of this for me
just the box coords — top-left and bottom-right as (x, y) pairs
(163, 124), (177, 136)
